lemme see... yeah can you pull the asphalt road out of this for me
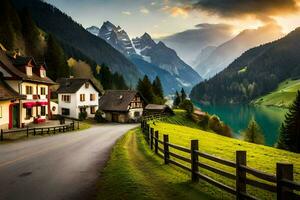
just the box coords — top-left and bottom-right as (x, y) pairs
(0, 123), (137, 200)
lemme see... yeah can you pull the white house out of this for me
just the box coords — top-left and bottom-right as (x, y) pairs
(56, 78), (101, 119)
(0, 50), (55, 128)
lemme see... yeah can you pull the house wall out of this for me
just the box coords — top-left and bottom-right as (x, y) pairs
(6, 81), (50, 126)
(58, 93), (77, 119)
(58, 83), (99, 119)
(0, 101), (10, 130)
(128, 108), (143, 121)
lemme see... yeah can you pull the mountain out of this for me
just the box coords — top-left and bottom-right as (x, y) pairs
(12, 0), (142, 85)
(86, 26), (100, 36)
(88, 22), (202, 94)
(160, 23), (234, 66)
(190, 27), (300, 105)
(195, 24), (284, 79)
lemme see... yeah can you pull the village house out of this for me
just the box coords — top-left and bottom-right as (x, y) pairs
(98, 90), (146, 123)
(0, 50), (55, 128)
(144, 104), (174, 116)
(56, 78), (101, 119)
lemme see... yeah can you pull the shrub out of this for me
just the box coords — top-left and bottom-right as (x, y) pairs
(78, 111), (87, 121)
(179, 99), (194, 117)
(198, 114), (210, 130)
(208, 115), (232, 137)
(242, 118), (265, 144)
(94, 109), (106, 123)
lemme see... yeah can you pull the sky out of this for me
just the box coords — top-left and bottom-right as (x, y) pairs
(44, 0), (300, 38)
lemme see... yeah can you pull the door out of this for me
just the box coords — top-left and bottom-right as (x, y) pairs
(112, 114), (119, 122)
(13, 104), (19, 128)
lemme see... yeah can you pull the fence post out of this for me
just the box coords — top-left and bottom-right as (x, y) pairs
(163, 134), (169, 164)
(0, 129), (3, 141)
(236, 151), (246, 199)
(72, 121), (75, 130)
(27, 126), (29, 137)
(191, 140), (199, 182)
(155, 131), (159, 154)
(277, 163), (293, 200)
(77, 121), (80, 130)
(150, 128), (154, 150)
(34, 128), (36, 136)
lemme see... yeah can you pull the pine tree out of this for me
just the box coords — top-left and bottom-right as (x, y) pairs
(45, 34), (69, 80)
(181, 88), (187, 101)
(242, 118), (265, 144)
(173, 91), (181, 107)
(0, 0), (22, 50)
(20, 8), (42, 58)
(137, 75), (154, 103)
(152, 76), (164, 98)
(277, 91), (300, 152)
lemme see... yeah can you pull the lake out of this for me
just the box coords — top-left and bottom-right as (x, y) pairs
(194, 103), (288, 146)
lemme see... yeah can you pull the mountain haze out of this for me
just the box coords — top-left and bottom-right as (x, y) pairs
(190, 27), (300, 104)
(195, 23), (284, 79)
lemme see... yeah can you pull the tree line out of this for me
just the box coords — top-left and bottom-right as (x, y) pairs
(137, 75), (165, 104)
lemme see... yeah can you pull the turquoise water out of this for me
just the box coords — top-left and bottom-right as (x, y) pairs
(194, 103), (288, 146)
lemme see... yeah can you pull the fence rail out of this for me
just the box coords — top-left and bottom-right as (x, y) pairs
(1, 121), (80, 141)
(141, 119), (300, 200)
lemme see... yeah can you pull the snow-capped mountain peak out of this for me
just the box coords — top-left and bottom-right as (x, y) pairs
(86, 26), (100, 36)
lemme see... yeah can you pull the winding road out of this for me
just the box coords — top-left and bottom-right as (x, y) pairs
(0, 123), (137, 200)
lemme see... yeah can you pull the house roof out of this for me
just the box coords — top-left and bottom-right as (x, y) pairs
(0, 50), (55, 85)
(99, 90), (143, 112)
(56, 78), (102, 94)
(145, 104), (168, 110)
(0, 78), (25, 101)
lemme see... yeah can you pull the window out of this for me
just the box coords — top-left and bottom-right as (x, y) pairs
(26, 67), (32, 76)
(26, 108), (32, 119)
(61, 108), (70, 116)
(80, 94), (85, 102)
(0, 106), (2, 118)
(80, 108), (86, 113)
(26, 86), (33, 95)
(40, 69), (46, 78)
(90, 107), (96, 114)
(90, 94), (96, 101)
(61, 95), (71, 103)
(40, 87), (46, 95)
(41, 106), (46, 116)
(85, 82), (89, 88)
(134, 111), (140, 117)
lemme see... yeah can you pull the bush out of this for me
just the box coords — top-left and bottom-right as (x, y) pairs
(208, 115), (232, 137)
(94, 109), (106, 123)
(78, 111), (87, 121)
(198, 114), (210, 130)
(179, 99), (194, 117)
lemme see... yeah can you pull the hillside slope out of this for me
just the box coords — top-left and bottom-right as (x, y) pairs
(195, 24), (283, 79)
(253, 79), (300, 108)
(191, 27), (300, 104)
(12, 0), (142, 84)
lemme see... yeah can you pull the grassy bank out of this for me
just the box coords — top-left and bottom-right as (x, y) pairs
(253, 79), (300, 108)
(96, 129), (220, 200)
(149, 122), (300, 199)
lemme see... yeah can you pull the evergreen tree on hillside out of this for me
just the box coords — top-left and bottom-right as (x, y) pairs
(181, 88), (187, 101)
(277, 91), (300, 152)
(45, 34), (69, 80)
(152, 76), (164, 98)
(112, 73), (128, 90)
(0, 0), (22, 50)
(242, 118), (265, 144)
(173, 91), (181, 107)
(137, 75), (154, 103)
(20, 8), (42, 58)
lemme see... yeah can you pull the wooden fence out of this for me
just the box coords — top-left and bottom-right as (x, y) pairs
(141, 120), (300, 200)
(1, 121), (80, 141)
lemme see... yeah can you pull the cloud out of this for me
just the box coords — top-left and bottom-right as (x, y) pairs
(181, 0), (300, 22)
(122, 11), (132, 15)
(140, 8), (150, 14)
(170, 6), (190, 18)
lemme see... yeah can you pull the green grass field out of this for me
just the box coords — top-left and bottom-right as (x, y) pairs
(96, 129), (221, 200)
(148, 122), (300, 199)
(253, 79), (300, 108)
